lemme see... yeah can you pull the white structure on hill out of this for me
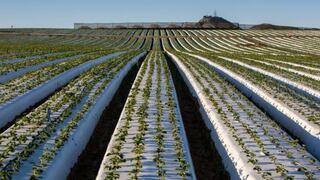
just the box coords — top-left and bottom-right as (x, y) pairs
(74, 22), (195, 29)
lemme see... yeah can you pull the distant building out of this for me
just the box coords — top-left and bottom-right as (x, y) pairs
(74, 16), (241, 29)
(74, 22), (195, 29)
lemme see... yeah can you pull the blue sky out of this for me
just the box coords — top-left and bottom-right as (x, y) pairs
(1, 0), (319, 28)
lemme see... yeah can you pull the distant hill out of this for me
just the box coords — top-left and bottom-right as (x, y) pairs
(196, 16), (239, 29)
(250, 23), (300, 30)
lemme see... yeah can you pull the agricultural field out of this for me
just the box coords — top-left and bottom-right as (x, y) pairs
(0, 28), (320, 180)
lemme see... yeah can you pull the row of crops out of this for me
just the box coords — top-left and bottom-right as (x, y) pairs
(96, 51), (194, 179)
(0, 28), (319, 179)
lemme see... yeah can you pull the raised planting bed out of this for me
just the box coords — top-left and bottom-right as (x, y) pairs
(96, 51), (195, 179)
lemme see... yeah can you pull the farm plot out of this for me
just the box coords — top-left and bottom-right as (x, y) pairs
(96, 51), (195, 179)
(0, 50), (116, 104)
(167, 51), (320, 179)
(0, 28), (320, 180)
(192, 53), (320, 127)
(237, 54), (320, 75)
(0, 50), (126, 128)
(0, 50), (145, 179)
(179, 52), (320, 161)
(218, 55), (320, 90)
(165, 35), (320, 130)
(252, 36), (320, 55)
(0, 39), (96, 63)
